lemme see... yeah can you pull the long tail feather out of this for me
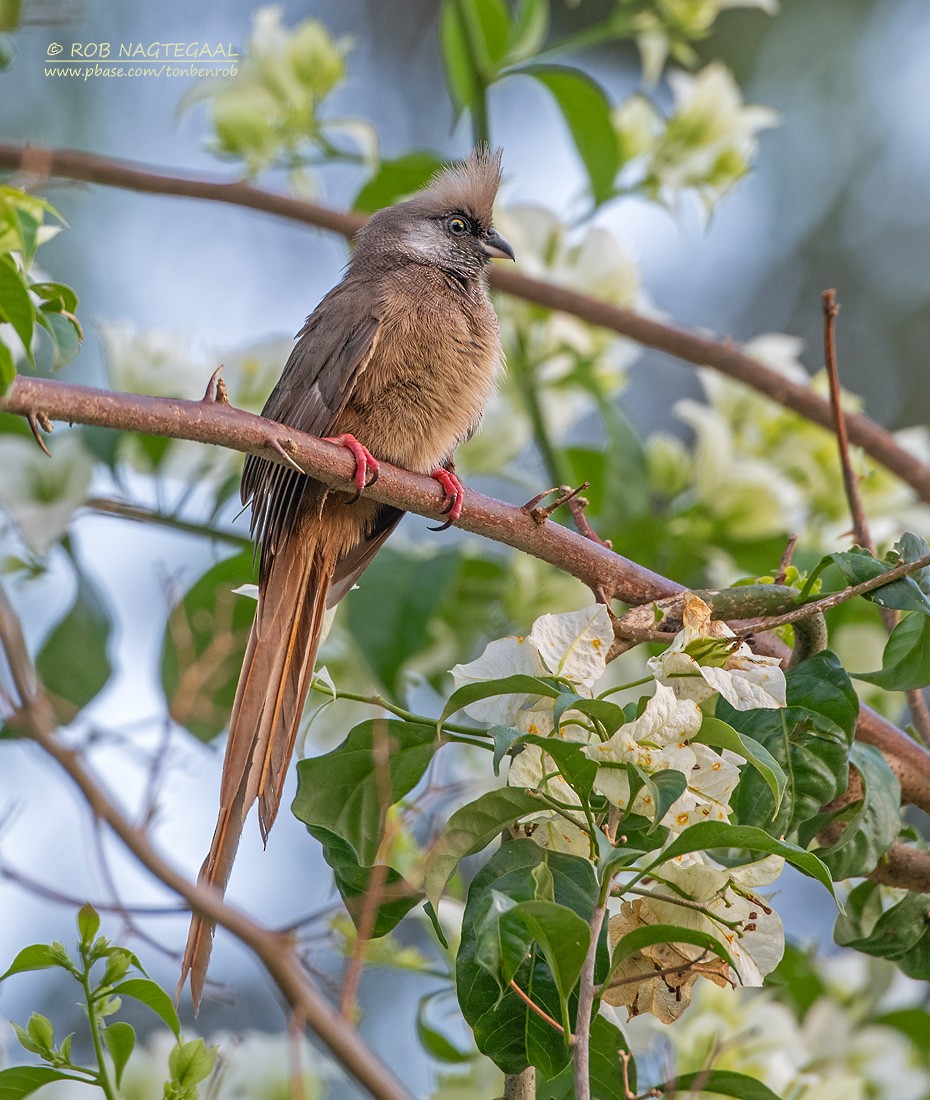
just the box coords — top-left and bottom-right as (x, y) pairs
(179, 534), (333, 1011)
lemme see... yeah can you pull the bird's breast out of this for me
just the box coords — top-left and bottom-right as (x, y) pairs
(337, 281), (503, 472)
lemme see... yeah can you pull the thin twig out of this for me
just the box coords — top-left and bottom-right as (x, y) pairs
(568, 495), (613, 550)
(731, 551), (930, 635)
(2, 142), (930, 503)
(599, 951), (715, 995)
(574, 898), (608, 1100)
(507, 978), (567, 1036)
(906, 689), (930, 749)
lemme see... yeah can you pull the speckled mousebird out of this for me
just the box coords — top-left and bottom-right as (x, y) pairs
(180, 146), (515, 1007)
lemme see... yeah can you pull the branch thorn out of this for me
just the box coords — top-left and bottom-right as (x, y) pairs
(527, 482), (590, 525)
(202, 366), (229, 405)
(267, 436), (304, 473)
(27, 410), (52, 457)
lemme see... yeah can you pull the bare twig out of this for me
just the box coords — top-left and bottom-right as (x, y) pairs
(569, 495), (613, 550)
(0, 581), (415, 1100)
(2, 142), (929, 504)
(730, 552), (930, 635)
(507, 978), (567, 1036)
(906, 690), (930, 749)
(85, 496), (251, 549)
(574, 898), (608, 1100)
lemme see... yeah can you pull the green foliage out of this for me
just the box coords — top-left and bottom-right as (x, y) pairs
(0, 907), (213, 1098)
(160, 551), (256, 741)
(725, 651), (858, 839)
(0, 188), (82, 387)
(835, 882), (930, 980)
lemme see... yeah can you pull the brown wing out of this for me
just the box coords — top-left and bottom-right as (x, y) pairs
(242, 277), (382, 559)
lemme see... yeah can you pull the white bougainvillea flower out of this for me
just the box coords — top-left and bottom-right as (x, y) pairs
(603, 899), (731, 1023)
(648, 593), (786, 710)
(639, 854), (785, 988)
(528, 604), (615, 688)
(583, 684), (739, 828)
(449, 635), (549, 726)
(450, 604), (614, 725)
(0, 432), (94, 554)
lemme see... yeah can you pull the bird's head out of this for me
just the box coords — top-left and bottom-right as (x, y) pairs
(354, 146), (515, 280)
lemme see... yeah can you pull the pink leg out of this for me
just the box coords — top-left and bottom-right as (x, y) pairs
(429, 466), (465, 531)
(323, 434), (380, 501)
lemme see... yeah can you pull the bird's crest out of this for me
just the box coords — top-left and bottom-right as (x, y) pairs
(415, 145), (503, 229)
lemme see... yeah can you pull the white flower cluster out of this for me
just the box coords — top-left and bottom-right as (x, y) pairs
(464, 207), (643, 471)
(650, 333), (930, 551)
(451, 600), (788, 1013)
(613, 63), (778, 210)
(187, 5), (376, 178)
(630, 0), (778, 84)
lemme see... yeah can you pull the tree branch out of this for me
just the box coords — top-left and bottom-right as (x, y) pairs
(2, 142), (929, 505)
(3, 372), (929, 819)
(0, 580), (415, 1100)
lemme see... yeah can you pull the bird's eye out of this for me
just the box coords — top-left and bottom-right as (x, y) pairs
(448, 216), (470, 235)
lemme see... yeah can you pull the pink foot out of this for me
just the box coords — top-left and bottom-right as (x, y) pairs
(324, 434), (379, 502)
(429, 467), (465, 531)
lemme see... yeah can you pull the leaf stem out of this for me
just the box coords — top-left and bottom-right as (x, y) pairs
(78, 953), (117, 1100)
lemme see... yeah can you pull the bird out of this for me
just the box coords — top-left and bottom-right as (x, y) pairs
(179, 146), (514, 1008)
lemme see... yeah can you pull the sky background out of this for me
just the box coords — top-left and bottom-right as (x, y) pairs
(1, 0), (928, 1094)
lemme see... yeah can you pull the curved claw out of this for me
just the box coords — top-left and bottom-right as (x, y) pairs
(324, 434), (380, 502)
(427, 467), (464, 531)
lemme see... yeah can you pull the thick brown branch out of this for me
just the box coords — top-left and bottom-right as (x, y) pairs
(2, 142), (929, 505)
(3, 373), (929, 817)
(0, 581), (414, 1100)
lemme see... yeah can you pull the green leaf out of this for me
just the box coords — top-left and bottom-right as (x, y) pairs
(802, 743), (900, 881)
(0, 342), (14, 394)
(491, 724), (523, 774)
(506, 0), (548, 62)
(424, 788), (544, 910)
(0, 253), (36, 368)
(638, 768), (687, 831)
(103, 1022), (135, 1087)
(608, 922), (736, 973)
(537, 1014), (633, 1100)
(512, 732), (598, 800)
(0, 0), (21, 34)
(160, 551), (256, 741)
(657, 1070), (785, 1100)
(36, 309), (82, 368)
(354, 152), (447, 214)
(648, 822), (837, 902)
(36, 565), (112, 724)
(77, 903), (100, 948)
(1, 943), (71, 980)
(309, 826), (421, 937)
(855, 612), (930, 691)
(441, 674), (560, 723)
(834, 881), (930, 975)
(456, 840), (605, 1078)
(726, 652), (857, 838)
(168, 1038), (217, 1089)
(110, 978), (180, 1038)
(293, 719), (437, 866)
(439, 0), (483, 114)
(553, 692), (627, 735)
(415, 991), (473, 1063)
(30, 281), (78, 314)
(498, 900), (591, 1030)
(25, 1013), (53, 1053)
(523, 66), (619, 205)
(0, 1067), (75, 1098)
(831, 541), (930, 614)
(694, 717), (787, 815)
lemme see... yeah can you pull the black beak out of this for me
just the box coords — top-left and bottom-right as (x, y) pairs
(482, 227), (515, 262)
